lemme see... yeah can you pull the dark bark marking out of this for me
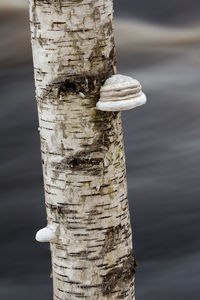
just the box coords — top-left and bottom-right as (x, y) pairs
(40, 68), (115, 100)
(47, 203), (78, 216)
(68, 250), (94, 258)
(91, 110), (119, 151)
(56, 74), (107, 98)
(101, 251), (137, 296)
(52, 152), (103, 174)
(102, 20), (113, 36)
(100, 224), (123, 255)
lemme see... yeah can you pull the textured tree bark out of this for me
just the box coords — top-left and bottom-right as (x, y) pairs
(29, 0), (136, 299)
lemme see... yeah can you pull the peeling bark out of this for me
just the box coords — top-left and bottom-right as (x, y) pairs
(29, 0), (136, 299)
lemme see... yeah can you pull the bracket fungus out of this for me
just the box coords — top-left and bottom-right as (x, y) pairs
(96, 74), (146, 112)
(35, 225), (58, 243)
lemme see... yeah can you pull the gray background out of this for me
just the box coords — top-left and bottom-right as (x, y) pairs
(0, 1), (200, 299)
(117, 0), (200, 24)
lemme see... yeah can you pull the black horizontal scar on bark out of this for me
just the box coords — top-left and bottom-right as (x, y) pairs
(52, 155), (103, 173)
(38, 69), (115, 100)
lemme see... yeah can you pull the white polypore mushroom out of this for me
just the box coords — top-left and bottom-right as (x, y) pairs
(96, 74), (146, 111)
(35, 224), (58, 243)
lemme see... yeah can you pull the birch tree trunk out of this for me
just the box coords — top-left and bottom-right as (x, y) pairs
(29, 0), (136, 299)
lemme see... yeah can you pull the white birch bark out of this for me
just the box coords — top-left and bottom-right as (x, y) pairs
(29, 0), (136, 299)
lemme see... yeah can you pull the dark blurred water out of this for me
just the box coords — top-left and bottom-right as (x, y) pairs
(0, 7), (200, 300)
(116, 0), (200, 25)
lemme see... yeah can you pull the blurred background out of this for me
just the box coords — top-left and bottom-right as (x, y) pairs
(1, 1), (200, 299)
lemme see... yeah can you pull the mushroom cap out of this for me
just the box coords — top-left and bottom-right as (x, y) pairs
(96, 74), (146, 112)
(101, 74), (140, 93)
(35, 226), (57, 242)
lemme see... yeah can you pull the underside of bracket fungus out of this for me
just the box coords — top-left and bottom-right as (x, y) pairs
(35, 225), (57, 243)
(96, 74), (146, 111)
